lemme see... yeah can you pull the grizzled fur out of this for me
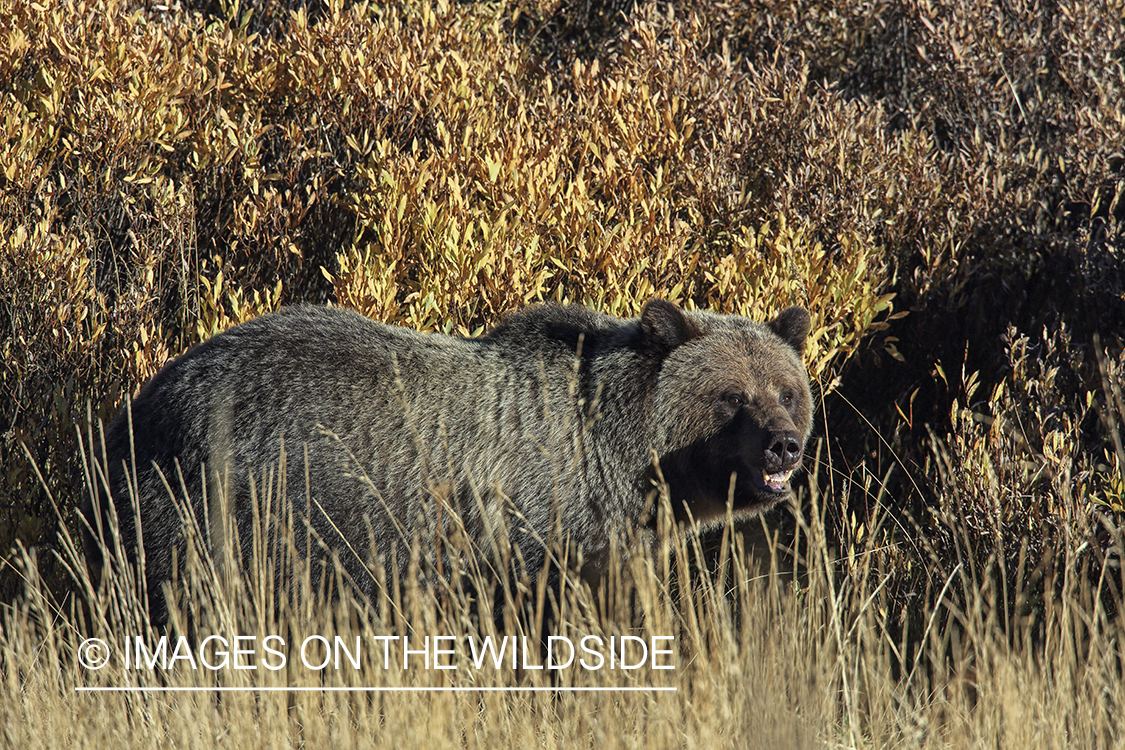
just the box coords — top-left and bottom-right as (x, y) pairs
(83, 300), (812, 619)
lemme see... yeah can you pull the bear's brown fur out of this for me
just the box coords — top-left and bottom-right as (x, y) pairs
(83, 300), (812, 620)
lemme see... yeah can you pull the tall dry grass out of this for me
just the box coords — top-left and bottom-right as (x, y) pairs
(3, 424), (1124, 749)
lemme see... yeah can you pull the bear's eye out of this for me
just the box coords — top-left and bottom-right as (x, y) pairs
(723, 392), (744, 407)
(780, 392), (793, 407)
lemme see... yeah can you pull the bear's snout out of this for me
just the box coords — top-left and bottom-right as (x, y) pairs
(763, 431), (804, 473)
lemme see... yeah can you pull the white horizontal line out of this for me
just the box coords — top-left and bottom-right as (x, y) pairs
(76, 686), (676, 693)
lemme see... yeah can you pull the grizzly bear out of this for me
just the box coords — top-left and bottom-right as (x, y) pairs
(82, 300), (812, 620)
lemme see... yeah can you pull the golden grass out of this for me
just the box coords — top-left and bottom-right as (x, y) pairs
(3, 431), (1124, 749)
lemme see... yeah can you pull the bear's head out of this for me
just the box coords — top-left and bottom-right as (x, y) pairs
(642, 299), (813, 524)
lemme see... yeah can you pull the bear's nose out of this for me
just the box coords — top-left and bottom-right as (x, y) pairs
(764, 433), (803, 471)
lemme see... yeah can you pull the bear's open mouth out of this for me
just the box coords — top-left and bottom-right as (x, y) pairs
(748, 467), (793, 493)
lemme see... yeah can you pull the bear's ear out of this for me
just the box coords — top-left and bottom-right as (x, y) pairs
(640, 299), (701, 357)
(768, 306), (811, 355)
